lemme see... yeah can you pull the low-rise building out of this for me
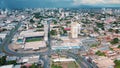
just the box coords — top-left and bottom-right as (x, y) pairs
(20, 30), (44, 38)
(24, 41), (46, 50)
(17, 55), (41, 64)
(51, 37), (82, 50)
(0, 65), (13, 68)
(92, 56), (115, 68)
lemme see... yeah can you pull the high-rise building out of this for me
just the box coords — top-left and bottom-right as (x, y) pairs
(70, 21), (81, 38)
(44, 21), (48, 41)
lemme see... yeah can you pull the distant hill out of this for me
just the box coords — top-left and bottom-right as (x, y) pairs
(72, 5), (102, 8)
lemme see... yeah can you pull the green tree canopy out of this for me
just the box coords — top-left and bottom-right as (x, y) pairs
(110, 38), (119, 45)
(50, 30), (57, 36)
(117, 45), (120, 48)
(30, 19), (35, 24)
(114, 60), (120, 68)
(0, 56), (6, 65)
(95, 51), (106, 56)
(51, 64), (62, 68)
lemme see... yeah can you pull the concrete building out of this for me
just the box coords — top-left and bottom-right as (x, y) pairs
(0, 31), (10, 40)
(24, 41), (46, 50)
(14, 29), (47, 50)
(53, 58), (75, 62)
(20, 30), (44, 38)
(44, 21), (48, 41)
(51, 37), (82, 50)
(17, 55), (42, 64)
(70, 21), (81, 38)
(0, 65), (13, 68)
(92, 56), (115, 68)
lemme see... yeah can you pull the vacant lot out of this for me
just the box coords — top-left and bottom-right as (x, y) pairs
(51, 61), (79, 68)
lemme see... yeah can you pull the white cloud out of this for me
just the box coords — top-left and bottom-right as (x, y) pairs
(73, 0), (120, 5)
(81, 0), (105, 4)
(51, 0), (71, 2)
(105, 0), (120, 4)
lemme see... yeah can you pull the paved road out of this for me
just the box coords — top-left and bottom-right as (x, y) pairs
(43, 20), (51, 68)
(0, 19), (51, 68)
(0, 19), (47, 56)
(52, 50), (97, 68)
(0, 18), (95, 68)
(66, 52), (97, 68)
(0, 22), (22, 56)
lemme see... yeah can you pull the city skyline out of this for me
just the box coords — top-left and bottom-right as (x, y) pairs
(0, 0), (120, 9)
(0, 0), (120, 68)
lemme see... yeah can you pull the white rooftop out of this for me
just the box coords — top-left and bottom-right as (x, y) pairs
(53, 58), (75, 62)
(93, 56), (115, 68)
(52, 38), (81, 47)
(19, 55), (39, 63)
(24, 41), (46, 50)
(0, 65), (13, 68)
(20, 30), (44, 37)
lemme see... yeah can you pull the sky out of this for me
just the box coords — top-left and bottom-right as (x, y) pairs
(0, 0), (120, 8)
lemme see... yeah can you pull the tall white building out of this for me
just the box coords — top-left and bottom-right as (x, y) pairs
(44, 21), (48, 41)
(71, 21), (81, 38)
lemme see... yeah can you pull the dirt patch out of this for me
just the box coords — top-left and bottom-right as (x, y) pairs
(52, 61), (79, 68)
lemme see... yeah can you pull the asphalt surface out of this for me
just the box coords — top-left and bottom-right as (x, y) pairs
(0, 19), (51, 68)
(0, 18), (97, 68)
(66, 52), (97, 68)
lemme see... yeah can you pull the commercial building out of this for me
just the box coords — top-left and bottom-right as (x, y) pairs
(51, 37), (82, 50)
(17, 55), (41, 64)
(53, 58), (75, 62)
(20, 30), (44, 38)
(24, 41), (46, 50)
(44, 21), (48, 41)
(70, 21), (81, 38)
(16, 30), (47, 50)
(0, 65), (13, 68)
(91, 56), (115, 68)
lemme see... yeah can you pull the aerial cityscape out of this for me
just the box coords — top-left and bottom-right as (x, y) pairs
(0, 0), (120, 68)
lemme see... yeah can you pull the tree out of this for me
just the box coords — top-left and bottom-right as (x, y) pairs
(33, 12), (40, 19)
(60, 27), (67, 35)
(115, 29), (119, 34)
(0, 56), (6, 65)
(0, 56), (17, 66)
(109, 47), (113, 51)
(94, 27), (99, 32)
(30, 19), (35, 24)
(66, 21), (71, 24)
(91, 44), (97, 47)
(7, 60), (16, 65)
(81, 19), (91, 24)
(114, 60), (120, 68)
(51, 64), (62, 68)
(96, 23), (104, 28)
(37, 24), (44, 28)
(30, 64), (38, 68)
(50, 30), (57, 36)
(118, 45), (120, 48)
(108, 28), (113, 32)
(21, 66), (27, 68)
(95, 51), (106, 56)
(53, 20), (57, 24)
(89, 13), (95, 17)
(2, 28), (7, 31)
(63, 30), (67, 34)
(110, 38), (119, 44)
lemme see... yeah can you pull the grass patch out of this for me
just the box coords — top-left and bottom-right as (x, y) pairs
(25, 38), (42, 42)
(114, 60), (120, 68)
(67, 62), (78, 68)
(51, 62), (78, 68)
